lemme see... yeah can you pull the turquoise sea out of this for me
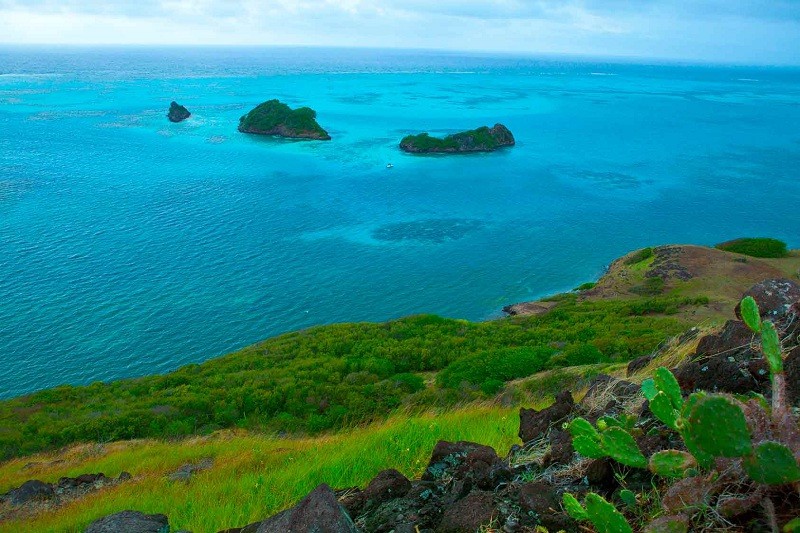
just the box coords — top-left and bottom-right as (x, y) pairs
(1, 47), (799, 398)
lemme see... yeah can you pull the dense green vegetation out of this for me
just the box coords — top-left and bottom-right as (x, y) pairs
(400, 124), (514, 153)
(716, 237), (788, 258)
(624, 247), (654, 265)
(238, 99), (330, 139)
(0, 294), (705, 460)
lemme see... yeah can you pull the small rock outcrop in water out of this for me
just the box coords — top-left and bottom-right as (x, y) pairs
(167, 102), (191, 123)
(399, 124), (515, 153)
(238, 99), (331, 140)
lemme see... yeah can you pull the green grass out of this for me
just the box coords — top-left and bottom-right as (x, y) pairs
(0, 294), (704, 460)
(0, 295), (705, 460)
(0, 407), (520, 533)
(716, 238), (788, 258)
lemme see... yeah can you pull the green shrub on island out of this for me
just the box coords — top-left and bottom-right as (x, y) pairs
(716, 237), (789, 258)
(0, 294), (704, 459)
(624, 247), (654, 265)
(399, 124), (515, 153)
(238, 99), (331, 140)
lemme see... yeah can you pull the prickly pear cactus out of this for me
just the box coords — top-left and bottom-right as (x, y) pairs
(563, 492), (633, 533)
(740, 295), (761, 333)
(649, 450), (697, 478)
(742, 441), (800, 484)
(683, 395), (752, 458)
(567, 417), (646, 467)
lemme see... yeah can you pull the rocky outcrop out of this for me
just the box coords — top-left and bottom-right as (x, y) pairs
(238, 100), (330, 140)
(1, 471), (130, 517)
(256, 484), (357, 533)
(734, 278), (800, 320)
(3, 480), (54, 506)
(399, 124), (515, 154)
(86, 511), (169, 533)
(167, 102), (191, 123)
(518, 390), (574, 443)
(167, 457), (213, 482)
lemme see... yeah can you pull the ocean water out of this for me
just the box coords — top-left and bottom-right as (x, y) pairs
(1, 47), (799, 398)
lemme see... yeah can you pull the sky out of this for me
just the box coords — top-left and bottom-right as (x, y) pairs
(1, 0), (799, 64)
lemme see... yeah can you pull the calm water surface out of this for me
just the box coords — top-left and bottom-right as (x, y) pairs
(1, 47), (799, 397)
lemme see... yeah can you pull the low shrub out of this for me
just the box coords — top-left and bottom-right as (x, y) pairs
(716, 237), (788, 258)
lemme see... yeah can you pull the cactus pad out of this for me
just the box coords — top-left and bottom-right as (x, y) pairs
(761, 321), (783, 374)
(742, 441), (800, 484)
(740, 296), (761, 333)
(649, 450), (697, 478)
(654, 367), (683, 409)
(650, 391), (680, 430)
(684, 395), (752, 457)
(601, 427), (647, 468)
(562, 493), (588, 520)
(585, 492), (633, 533)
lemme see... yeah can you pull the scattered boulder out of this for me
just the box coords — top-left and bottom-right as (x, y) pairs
(436, 491), (496, 533)
(167, 458), (213, 482)
(734, 279), (800, 320)
(362, 469), (411, 508)
(167, 101), (191, 123)
(5, 480), (54, 506)
(423, 441), (493, 481)
(516, 482), (576, 532)
(519, 391), (574, 443)
(256, 483), (358, 533)
(544, 428), (574, 466)
(85, 510), (169, 533)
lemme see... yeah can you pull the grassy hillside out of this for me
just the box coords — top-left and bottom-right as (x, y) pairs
(1, 242), (797, 531)
(0, 294), (703, 460)
(0, 408), (520, 532)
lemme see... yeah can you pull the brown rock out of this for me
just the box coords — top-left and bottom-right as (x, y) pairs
(437, 491), (496, 533)
(734, 279), (800, 320)
(363, 469), (411, 507)
(519, 391), (574, 443)
(256, 484), (358, 533)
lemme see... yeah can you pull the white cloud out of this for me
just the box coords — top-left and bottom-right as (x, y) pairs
(0, 0), (798, 64)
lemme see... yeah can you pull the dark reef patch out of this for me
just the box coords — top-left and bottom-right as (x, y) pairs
(372, 219), (484, 243)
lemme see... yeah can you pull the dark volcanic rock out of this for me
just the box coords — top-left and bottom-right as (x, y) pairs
(674, 319), (759, 394)
(694, 320), (754, 360)
(5, 479), (54, 505)
(363, 469), (411, 508)
(167, 101), (191, 123)
(517, 482), (577, 532)
(519, 390), (574, 443)
(421, 440), (510, 492)
(436, 491), (496, 533)
(734, 278), (800, 320)
(545, 428), (574, 465)
(423, 441), (494, 481)
(400, 124), (515, 154)
(85, 510), (169, 533)
(256, 483), (358, 533)
(168, 457), (213, 482)
(786, 347), (800, 406)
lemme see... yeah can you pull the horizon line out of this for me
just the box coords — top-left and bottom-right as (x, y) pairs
(1, 43), (798, 69)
